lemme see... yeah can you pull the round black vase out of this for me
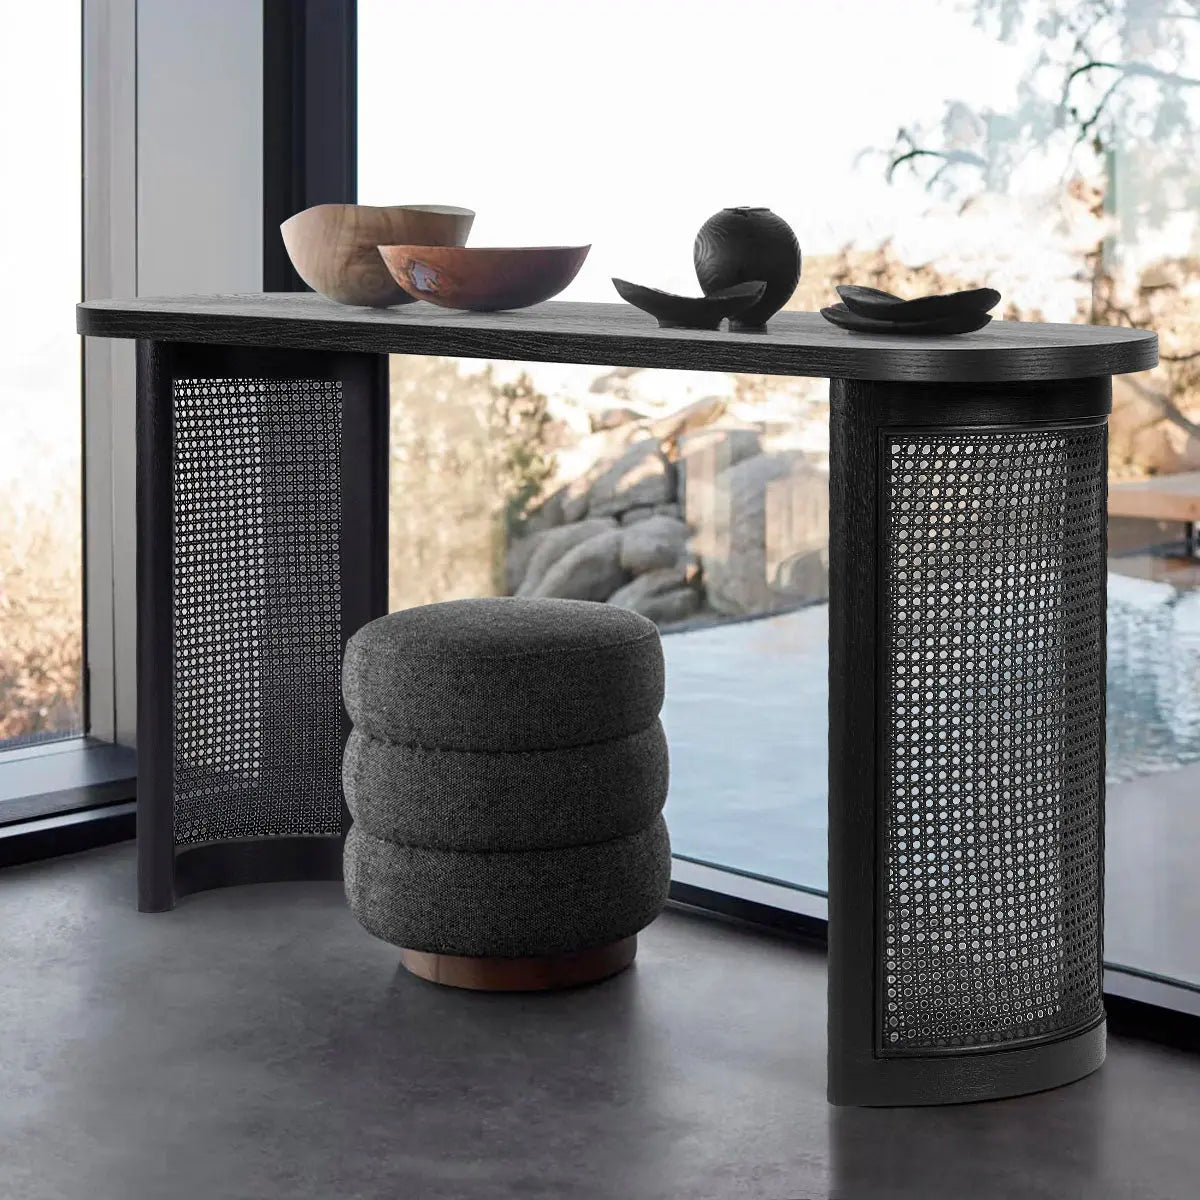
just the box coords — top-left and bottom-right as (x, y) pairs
(693, 207), (801, 332)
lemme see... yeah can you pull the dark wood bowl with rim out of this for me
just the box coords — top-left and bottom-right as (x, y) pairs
(378, 244), (590, 311)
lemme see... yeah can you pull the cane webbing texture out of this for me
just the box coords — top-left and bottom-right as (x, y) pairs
(879, 423), (1106, 1054)
(172, 376), (343, 845)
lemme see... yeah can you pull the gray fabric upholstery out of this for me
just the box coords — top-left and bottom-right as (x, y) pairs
(343, 720), (669, 852)
(342, 597), (664, 751)
(344, 817), (672, 957)
(341, 595), (671, 959)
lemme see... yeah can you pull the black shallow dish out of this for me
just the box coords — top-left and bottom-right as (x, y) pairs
(820, 302), (993, 337)
(836, 284), (1001, 324)
(612, 278), (766, 330)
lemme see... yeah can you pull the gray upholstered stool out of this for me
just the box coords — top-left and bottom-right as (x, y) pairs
(341, 596), (672, 990)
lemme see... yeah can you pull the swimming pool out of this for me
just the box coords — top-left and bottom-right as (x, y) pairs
(660, 571), (1200, 892)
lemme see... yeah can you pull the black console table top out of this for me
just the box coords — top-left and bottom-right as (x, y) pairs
(77, 292), (1157, 383)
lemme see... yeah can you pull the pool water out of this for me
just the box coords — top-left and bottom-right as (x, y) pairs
(660, 572), (1200, 892)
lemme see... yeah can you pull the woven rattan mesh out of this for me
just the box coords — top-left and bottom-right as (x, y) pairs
(172, 376), (344, 845)
(879, 424), (1106, 1053)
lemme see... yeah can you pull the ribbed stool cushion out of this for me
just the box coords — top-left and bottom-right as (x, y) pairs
(341, 596), (671, 972)
(344, 818), (671, 958)
(343, 721), (669, 851)
(342, 597), (664, 751)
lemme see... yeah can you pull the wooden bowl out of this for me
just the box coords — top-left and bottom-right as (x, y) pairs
(378, 244), (590, 311)
(280, 203), (474, 306)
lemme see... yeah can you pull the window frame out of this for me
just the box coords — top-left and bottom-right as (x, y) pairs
(2, 0), (356, 838)
(83, 0), (138, 750)
(0, 0), (138, 832)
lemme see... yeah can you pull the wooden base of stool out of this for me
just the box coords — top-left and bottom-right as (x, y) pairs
(397, 935), (638, 992)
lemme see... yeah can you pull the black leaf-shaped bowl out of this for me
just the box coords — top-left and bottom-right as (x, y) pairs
(835, 284), (1001, 324)
(820, 302), (993, 337)
(612, 278), (767, 330)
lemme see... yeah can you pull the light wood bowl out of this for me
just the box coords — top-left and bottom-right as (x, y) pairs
(280, 203), (474, 306)
(378, 244), (590, 311)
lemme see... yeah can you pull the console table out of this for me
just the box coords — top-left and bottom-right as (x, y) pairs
(77, 293), (1157, 1106)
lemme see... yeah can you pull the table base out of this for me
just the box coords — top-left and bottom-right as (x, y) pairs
(828, 375), (1111, 1105)
(135, 341), (388, 911)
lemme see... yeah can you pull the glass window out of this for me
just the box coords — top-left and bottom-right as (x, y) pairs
(361, 0), (1200, 993)
(0, 5), (83, 751)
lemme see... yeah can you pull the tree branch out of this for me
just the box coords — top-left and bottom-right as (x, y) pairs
(885, 145), (987, 185)
(1124, 375), (1200, 440)
(1065, 59), (1200, 98)
(1070, 74), (1128, 145)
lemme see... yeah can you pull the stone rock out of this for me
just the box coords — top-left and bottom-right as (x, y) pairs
(515, 517), (618, 596)
(619, 502), (685, 526)
(643, 396), (728, 446)
(587, 365), (641, 395)
(590, 406), (646, 432)
(620, 515), (688, 575)
(519, 487), (567, 538)
(505, 535), (540, 595)
(607, 566), (687, 609)
(553, 427), (648, 524)
(677, 427), (764, 519)
(562, 493), (591, 523)
(638, 587), (701, 626)
(609, 569), (701, 625)
(586, 438), (676, 518)
(505, 491), (576, 591)
(619, 505), (656, 526)
(528, 529), (628, 602)
(696, 451), (829, 618)
(773, 547), (829, 605)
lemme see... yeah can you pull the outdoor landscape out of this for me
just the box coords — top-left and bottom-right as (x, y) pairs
(378, 0), (1200, 896)
(5, 1), (1200, 858)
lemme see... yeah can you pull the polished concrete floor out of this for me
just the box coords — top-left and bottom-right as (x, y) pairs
(3, 843), (1200, 1200)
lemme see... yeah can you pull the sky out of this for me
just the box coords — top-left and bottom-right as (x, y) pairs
(357, 0), (1119, 405)
(358, 0), (1042, 303)
(6, 0), (1200, 495)
(0, 1), (80, 496)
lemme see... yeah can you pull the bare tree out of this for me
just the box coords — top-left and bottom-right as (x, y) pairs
(886, 0), (1200, 213)
(880, 0), (1200, 470)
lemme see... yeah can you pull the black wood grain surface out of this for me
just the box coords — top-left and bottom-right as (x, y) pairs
(78, 293), (1158, 383)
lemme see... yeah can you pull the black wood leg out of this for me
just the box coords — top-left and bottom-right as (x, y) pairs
(827, 376), (1111, 1105)
(135, 341), (176, 913)
(135, 341), (389, 912)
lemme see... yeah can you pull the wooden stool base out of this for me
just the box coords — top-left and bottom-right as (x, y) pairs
(398, 935), (638, 992)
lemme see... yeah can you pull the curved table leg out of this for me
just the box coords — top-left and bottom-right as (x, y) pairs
(135, 341), (388, 912)
(827, 375), (1110, 1105)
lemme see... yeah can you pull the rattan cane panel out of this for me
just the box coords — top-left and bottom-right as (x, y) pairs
(172, 377), (343, 845)
(879, 424), (1106, 1054)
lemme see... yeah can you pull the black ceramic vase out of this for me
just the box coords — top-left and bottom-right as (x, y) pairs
(693, 207), (801, 331)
